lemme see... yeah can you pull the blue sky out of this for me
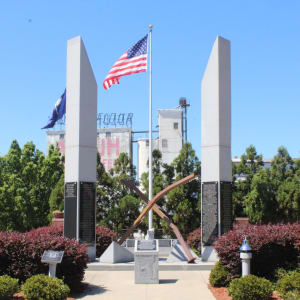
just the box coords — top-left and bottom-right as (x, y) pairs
(0, 1), (299, 162)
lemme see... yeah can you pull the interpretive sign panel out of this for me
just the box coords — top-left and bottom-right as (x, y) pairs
(79, 182), (95, 244)
(137, 240), (157, 251)
(64, 182), (77, 239)
(41, 250), (64, 264)
(221, 182), (232, 234)
(202, 182), (218, 245)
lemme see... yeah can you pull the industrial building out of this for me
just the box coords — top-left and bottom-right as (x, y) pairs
(46, 127), (132, 172)
(46, 99), (188, 177)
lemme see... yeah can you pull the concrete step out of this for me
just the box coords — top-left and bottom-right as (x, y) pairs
(87, 259), (215, 271)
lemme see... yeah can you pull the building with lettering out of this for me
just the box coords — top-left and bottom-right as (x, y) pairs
(46, 127), (132, 171)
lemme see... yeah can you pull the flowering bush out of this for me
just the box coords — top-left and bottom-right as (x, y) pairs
(213, 223), (300, 280)
(187, 228), (201, 255)
(0, 228), (88, 290)
(30, 224), (116, 258)
(96, 226), (116, 257)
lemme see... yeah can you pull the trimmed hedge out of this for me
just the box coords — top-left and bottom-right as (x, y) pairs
(187, 228), (201, 255)
(22, 274), (70, 300)
(213, 223), (300, 280)
(96, 226), (116, 257)
(209, 261), (230, 287)
(0, 229), (88, 290)
(276, 270), (300, 300)
(0, 275), (19, 298)
(228, 275), (273, 300)
(30, 224), (116, 258)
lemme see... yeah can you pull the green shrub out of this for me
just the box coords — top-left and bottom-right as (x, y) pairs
(228, 275), (273, 300)
(22, 274), (70, 300)
(209, 261), (230, 287)
(276, 270), (300, 300)
(0, 275), (19, 298)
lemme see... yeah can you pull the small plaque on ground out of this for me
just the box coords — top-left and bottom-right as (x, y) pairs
(41, 250), (64, 264)
(137, 240), (157, 251)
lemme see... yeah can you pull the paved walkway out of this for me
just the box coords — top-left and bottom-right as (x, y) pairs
(75, 270), (215, 300)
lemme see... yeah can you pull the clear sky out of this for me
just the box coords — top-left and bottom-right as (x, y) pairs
(0, 1), (299, 162)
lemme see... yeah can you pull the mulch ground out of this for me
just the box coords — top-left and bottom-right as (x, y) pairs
(208, 285), (284, 300)
(13, 292), (76, 300)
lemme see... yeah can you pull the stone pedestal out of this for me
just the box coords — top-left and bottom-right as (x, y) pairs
(64, 36), (97, 261)
(201, 36), (232, 261)
(134, 240), (159, 284)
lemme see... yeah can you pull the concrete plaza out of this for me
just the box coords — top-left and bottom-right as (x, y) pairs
(75, 270), (215, 300)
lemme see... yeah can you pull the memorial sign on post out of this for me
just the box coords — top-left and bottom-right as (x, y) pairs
(41, 250), (64, 277)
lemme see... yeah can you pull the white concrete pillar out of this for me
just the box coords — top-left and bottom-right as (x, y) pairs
(64, 36), (97, 261)
(201, 36), (232, 262)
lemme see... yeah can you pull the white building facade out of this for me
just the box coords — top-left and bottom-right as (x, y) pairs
(137, 108), (183, 181)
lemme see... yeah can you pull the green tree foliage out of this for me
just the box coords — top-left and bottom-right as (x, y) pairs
(0, 141), (63, 232)
(140, 144), (201, 238)
(96, 152), (141, 236)
(244, 146), (300, 224)
(245, 168), (278, 224)
(232, 145), (264, 218)
(49, 173), (65, 215)
(140, 149), (166, 236)
(163, 143), (201, 237)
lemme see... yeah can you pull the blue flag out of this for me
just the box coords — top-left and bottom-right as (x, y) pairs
(42, 89), (66, 129)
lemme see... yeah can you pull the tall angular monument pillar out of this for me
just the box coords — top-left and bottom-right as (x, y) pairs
(201, 36), (232, 261)
(64, 36), (97, 261)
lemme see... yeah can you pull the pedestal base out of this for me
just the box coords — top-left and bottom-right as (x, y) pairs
(201, 246), (219, 262)
(86, 244), (96, 262)
(145, 229), (155, 240)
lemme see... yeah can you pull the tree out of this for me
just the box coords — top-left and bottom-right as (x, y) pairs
(48, 173), (64, 215)
(96, 152), (141, 236)
(140, 149), (167, 237)
(271, 147), (300, 222)
(0, 141), (63, 231)
(163, 142), (201, 237)
(277, 176), (300, 222)
(232, 145), (264, 218)
(245, 168), (278, 224)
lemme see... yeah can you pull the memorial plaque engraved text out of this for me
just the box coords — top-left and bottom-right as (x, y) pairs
(137, 240), (157, 251)
(202, 182), (218, 245)
(221, 182), (232, 234)
(64, 182), (77, 239)
(79, 182), (95, 244)
(41, 250), (64, 264)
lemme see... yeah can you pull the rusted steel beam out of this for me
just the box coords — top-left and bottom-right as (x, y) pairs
(121, 179), (196, 263)
(118, 173), (196, 246)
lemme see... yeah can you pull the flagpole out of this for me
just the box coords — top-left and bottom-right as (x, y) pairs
(148, 24), (153, 237)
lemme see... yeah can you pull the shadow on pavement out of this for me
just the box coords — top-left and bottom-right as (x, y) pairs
(71, 283), (109, 298)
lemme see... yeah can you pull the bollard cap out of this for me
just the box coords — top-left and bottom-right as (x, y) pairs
(240, 237), (252, 252)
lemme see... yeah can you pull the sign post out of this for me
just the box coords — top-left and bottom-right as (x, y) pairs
(41, 250), (64, 277)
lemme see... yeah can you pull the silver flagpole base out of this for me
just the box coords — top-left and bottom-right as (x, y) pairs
(145, 228), (155, 240)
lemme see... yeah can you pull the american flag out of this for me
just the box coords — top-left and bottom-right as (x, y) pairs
(103, 35), (148, 90)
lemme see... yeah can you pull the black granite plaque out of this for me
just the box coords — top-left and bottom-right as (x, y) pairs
(137, 240), (157, 251)
(41, 250), (64, 264)
(64, 182), (77, 239)
(79, 182), (96, 244)
(202, 182), (218, 245)
(221, 182), (232, 235)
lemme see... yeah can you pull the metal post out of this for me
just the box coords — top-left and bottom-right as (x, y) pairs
(240, 237), (252, 277)
(148, 24), (154, 237)
(48, 263), (57, 277)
